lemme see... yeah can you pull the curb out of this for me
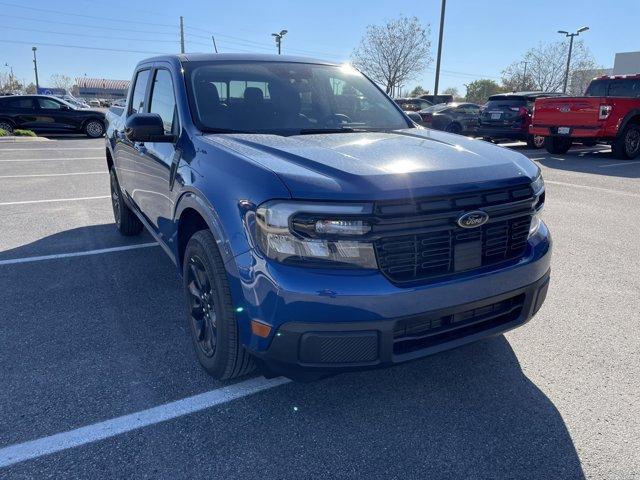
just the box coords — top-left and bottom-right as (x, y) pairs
(0, 137), (51, 143)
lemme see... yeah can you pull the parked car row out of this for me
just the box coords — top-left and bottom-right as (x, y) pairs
(396, 91), (564, 149)
(0, 94), (106, 137)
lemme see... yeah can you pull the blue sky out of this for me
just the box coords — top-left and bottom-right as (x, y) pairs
(0, 0), (637, 94)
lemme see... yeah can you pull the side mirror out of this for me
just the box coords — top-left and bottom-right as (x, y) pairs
(124, 113), (175, 143)
(406, 111), (423, 124)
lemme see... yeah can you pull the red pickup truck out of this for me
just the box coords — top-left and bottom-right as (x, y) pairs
(530, 75), (640, 159)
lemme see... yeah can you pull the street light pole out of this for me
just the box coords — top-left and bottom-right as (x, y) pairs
(271, 30), (287, 55)
(558, 26), (589, 94)
(433, 0), (446, 95)
(32, 47), (39, 92)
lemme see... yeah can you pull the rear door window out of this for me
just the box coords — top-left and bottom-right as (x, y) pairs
(129, 69), (151, 115)
(607, 79), (640, 98)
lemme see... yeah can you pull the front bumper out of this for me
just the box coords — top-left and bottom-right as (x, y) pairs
(237, 223), (552, 379)
(253, 270), (550, 378)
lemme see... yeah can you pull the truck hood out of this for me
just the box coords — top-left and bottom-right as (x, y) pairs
(203, 128), (539, 200)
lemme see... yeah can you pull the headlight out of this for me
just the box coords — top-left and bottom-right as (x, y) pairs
(255, 200), (377, 268)
(529, 172), (545, 238)
(529, 212), (542, 237)
(531, 172), (544, 195)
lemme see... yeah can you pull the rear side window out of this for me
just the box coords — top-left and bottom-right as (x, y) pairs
(129, 69), (151, 115)
(149, 69), (178, 134)
(607, 79), (640, 98)
(4, 98), (35, 109)
(585, 80), (608, 97)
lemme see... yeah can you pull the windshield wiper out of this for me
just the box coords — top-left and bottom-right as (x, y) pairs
(203, 127), (254, 134)
(297, 127), (366, 135)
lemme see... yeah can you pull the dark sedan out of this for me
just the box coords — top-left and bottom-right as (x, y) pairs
(0, 95), (106, 137)
(418, 102), (480, 135)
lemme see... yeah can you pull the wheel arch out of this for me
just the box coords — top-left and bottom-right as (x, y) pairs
(619, 109), (640, 132)
(174, 192), (239, 272)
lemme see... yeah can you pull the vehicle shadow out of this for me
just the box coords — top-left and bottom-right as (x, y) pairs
(229, 335), (585, 479)
(0, 223), (154, 261)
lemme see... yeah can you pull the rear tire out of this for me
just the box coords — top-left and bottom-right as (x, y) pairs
(544, 136), (572, 154)
(183, 230), (255, 380)
(526, 135), (545, 149)
(110, 169), (143, 236)
(612, 124), (640, 159)
(0, 120), (14, 134)
(85, 120), (105, 138)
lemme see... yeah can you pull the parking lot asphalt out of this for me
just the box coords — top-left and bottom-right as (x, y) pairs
(0, 137), (638, 479)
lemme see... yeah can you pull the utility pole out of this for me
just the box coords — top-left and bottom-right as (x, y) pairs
(558, 26), (589, 94)
(211, 35), (218, 53)
(433, 0), (446, 95)
(271, 30), (287, 55)
(180, 16), (185, 54)
(32, 47), (39, 92)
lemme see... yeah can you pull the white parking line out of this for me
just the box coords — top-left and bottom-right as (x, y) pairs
(0, 156), (103, 163)
(546, 180), (640, 198)
(0, 376), (290, 468)
(0, 243), (159, 266)
(599, 160), (640, 168)
(0, 147), (103, 151)
(0, 196), (109, 206)
(0, 171), (106, 179)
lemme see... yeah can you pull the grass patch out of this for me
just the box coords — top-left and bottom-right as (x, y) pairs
(0, 129), (8, 137)
(13, 129), (37, 137)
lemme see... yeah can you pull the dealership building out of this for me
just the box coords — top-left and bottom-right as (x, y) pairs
(73, 77), (130, 100)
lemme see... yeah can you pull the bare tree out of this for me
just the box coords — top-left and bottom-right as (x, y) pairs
(352, 16), (432, 94)
(50, 73), (74, 92)
(501, 40), (599, 93)
(0, 72), (21, 93)
(442, 87), (461, 100)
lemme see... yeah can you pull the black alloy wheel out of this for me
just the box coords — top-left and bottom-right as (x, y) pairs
(186, 255), (217, 358)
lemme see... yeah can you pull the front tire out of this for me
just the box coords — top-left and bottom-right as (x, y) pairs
(612, 124), (640, 159)
(544, 136), (572, 154)
(183, 230), (255, 380)
(85, 120), (105, 138)
(110, 169), (142, 236)
(445, 122), (462, 135)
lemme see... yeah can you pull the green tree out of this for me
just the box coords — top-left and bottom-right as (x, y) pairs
(409, 85), (428, 97)
(465, 79), (504, 104)
(442, 87), (460, 100)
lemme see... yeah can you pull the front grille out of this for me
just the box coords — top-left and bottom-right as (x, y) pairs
(393, 293), (525, 355)
(373, 185), (535, 284)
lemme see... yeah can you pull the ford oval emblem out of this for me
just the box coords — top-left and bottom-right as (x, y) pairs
(457, 210), (489, 229)
(559, 105), (570, 113)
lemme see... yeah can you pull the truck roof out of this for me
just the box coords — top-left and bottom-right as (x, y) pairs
(594, 73), (640, 80)
(137, 53), (338, 67)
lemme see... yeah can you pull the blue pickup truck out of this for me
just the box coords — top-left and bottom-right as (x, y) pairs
(105, 54), (551, 381)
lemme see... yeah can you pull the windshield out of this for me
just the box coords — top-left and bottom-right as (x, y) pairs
(185, 61), (410, 135)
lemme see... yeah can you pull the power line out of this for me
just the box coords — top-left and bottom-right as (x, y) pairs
(0, 24), (185, 44)
(0, 1), (176, 28)
(0, 14), (177, 36)
(0, 39), (168, 56)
